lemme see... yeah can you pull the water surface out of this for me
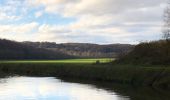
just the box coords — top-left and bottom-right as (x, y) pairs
(0, 76), (169, 100)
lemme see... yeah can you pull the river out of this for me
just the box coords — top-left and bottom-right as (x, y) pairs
(0, 76), (169, 100)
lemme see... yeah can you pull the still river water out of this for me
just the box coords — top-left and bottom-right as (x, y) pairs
(0, 76), (169, 100)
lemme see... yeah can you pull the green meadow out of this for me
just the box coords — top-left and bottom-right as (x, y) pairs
(0, 58), (114, 64)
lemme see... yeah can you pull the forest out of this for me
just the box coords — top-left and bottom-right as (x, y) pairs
(0, 39), (133, 59)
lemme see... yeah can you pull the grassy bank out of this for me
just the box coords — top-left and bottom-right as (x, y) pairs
(0, 62), (170, 88)
(0, 58), (113, 64)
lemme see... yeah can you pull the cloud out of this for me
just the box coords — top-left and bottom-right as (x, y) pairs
(0, 12), (20, 21)
(28, 0), (165, 42)
(0, 22), (39, 41)
(0, 0), (30, 21)
(29, 0), (165, 20)
(0, 22), (38, 33)
(35, 22), (161, 44)
(35, 11), (43, 18)
(37, 24), (72, 42)
(0, 0), (167, 44)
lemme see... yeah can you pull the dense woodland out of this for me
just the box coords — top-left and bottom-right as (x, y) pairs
(0, 39), (134, 60)
(23, 42), (134, 58)
(0, 39), (74, 60)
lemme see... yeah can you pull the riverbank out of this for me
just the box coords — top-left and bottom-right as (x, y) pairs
(0, 62), (170, 88)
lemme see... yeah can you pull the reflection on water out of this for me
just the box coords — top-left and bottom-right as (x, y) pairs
(0, 76), (128, 100)
(0, 76), (169, 100)
(63, 78), (170, 100)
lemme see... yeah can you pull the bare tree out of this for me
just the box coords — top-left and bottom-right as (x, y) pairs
(163, 1), (170, 40)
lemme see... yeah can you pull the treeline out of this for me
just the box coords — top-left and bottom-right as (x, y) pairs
(0, 39), (74, 60)
(117, 40), (170, 65)
(23, 42), (134, 58)
(0, 39), (134, 60)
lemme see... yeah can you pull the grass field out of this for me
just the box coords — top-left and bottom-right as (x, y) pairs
(0, 58), (114, 64)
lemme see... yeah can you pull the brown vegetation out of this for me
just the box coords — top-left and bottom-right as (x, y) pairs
(117, 40), (170, 65)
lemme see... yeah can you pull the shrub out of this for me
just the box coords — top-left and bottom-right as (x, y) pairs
(118, 40), (170, 65)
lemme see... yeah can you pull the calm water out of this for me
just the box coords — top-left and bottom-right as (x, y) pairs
(0, 76), (169, 100)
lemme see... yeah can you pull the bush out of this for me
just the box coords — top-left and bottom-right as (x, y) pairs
(118, 40), (170, 65)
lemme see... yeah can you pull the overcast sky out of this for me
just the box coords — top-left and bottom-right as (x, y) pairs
(0, 0), (167, 44)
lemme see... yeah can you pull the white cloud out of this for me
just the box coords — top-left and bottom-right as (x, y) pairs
(0, 12), (20, 21)
(36, 24), (72, 42)
(28, 0), (165, 42)
(35, 11), (43, 18)
(35, 21), (161, 44)
(1, 0), (167, 44)
(0, 22), (39, 41)
(0, 0), (30, 21)
(29, 0), (165, 19)
(0, 22), (38, 34)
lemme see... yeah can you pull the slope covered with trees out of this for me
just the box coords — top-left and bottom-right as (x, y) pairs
(0, 39), (74, 60)
(117, 40), (170, 65)
(23, 42), (134, 58)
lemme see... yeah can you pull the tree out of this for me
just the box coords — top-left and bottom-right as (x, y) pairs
(163, 1), (170, 40)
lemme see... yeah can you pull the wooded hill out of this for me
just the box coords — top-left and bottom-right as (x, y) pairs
(117, 40), (170, 65)
(0, 39), (134, 59)
(0, 39), (74, 60)
(23, 42), (134, 58)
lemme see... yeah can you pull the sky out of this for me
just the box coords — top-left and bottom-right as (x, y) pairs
(0, 0), (167, 44)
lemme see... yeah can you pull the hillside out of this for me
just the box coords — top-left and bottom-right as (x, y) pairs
(23, 42), (134, 58)
(0, 39), (74, 60)
(117, 40), (170, 65)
